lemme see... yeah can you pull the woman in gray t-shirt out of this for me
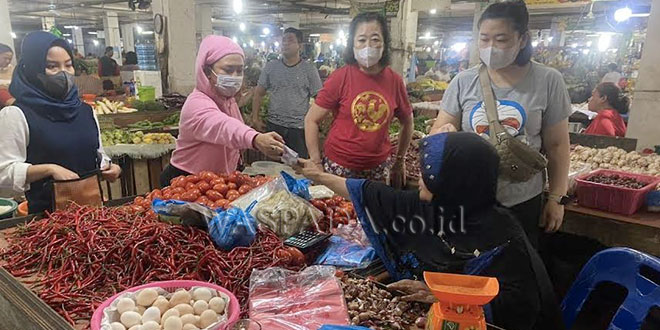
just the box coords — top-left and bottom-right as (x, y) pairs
(430, 1), (571, 247)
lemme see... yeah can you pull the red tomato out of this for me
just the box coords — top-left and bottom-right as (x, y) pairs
(198, 171), (215, 182)
(162, 191), (173, 200)
(227, 173), (239, 184)
(134, 196), (145, 205)
(186, 175), (201, 183)
(171, 193), (182, 200)
(170, 176), (186, 187)
(227, 189), (239, 196)
(325, 199), (337, 207)
(196, 181), (211, 194)
(171, 187), (185, 194)
(210, 178), (225, 186)
(311, 200), (328, 211)
(196, 196), (211, 204)
(214, 199), (229, 209)
(131, 205), (145, 213)
(180, 192), (196, 202)
(228, 182), (238, 190)
(213, 184), (229, 195)
(161, 187), (171, 194)
(332, 195), (345, 204)
(238, 185), (252, 195)
(185, 182), (196, 191)
(226, 193), (239, 202)
(206, 190), (224, 202)
(151, 189), (163, 200)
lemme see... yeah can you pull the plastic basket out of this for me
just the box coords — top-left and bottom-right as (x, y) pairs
(90, 280), (240, 330)
(575, 169), (660, 215)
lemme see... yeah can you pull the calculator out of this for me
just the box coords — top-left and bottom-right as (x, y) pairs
(284, 231), (332, 253)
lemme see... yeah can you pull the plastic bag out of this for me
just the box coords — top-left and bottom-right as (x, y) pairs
(314, 236), (376, 270)
(232, 175), (322, 238)
(249, 266), (350, 330)
(281, 171), (312, 200)
(208, 202), (258, 250)
(332, 221), (370, 247)
(152, 198), (216, 227)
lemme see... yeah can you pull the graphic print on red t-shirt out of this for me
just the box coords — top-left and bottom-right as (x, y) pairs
(351, 91), (391, 132)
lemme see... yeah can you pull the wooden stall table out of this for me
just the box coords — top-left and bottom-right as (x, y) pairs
(102, 144), (175, 200)
(561, 203), (660, 256)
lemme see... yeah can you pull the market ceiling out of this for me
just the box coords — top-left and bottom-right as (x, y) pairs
(8, 0), (653, 36)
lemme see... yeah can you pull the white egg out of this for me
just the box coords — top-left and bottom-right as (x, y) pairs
(120, 311), (142, 328)
(192, 288), (212, 302)
(141, 306), (161, 324)
(163, 315), (183, 330)
(169, 290), (191, 307)
(117, 298), (136, 315)
(141, 321), (160, 330)
(192, 300), (208, 315)
(174, 303), (194, 316)
(208, 297), (226, 314)
(161, 308), (180, 324)
(153, 296), (170, 314)
(110, 322), (126, 330)
(182, 324), (200, 330)
(128, 326), (143, 330)
(180, 313), (198, 326)
(199, 309), (218, 328)
(136, 288), (159, 306)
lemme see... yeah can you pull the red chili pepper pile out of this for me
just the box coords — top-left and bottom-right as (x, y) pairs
(0, 204), (302, 328)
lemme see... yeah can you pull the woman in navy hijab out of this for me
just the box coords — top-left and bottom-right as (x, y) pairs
(0, 31), (121, 213)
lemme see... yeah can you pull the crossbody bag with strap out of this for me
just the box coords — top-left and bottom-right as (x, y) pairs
(478, 64), (547, 182)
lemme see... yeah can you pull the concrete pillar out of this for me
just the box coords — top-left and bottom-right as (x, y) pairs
(72, 27), (85, 55)
(626, 0), (660, 149)
(469, 2), (488, 67)
(0, 0), (14, 56)
(152, 0), (197, 94)
(41, 17), (56, 31)
(121, 24), (136, 52)
(390, 0), (418, 76)
(550, 17), (567, 47)
(103, 11), (122, 63)
(282, 13), (300, 29)
(196, 4), (214, 40)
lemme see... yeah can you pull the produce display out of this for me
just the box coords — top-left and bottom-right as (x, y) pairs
(571, 145), (660, 177)
(158, 93), (188, 109)
(132, 100), (168, 112)
(585, 173), (648, 189)
(132, 171), (271, 211)
(310, 196), (357, 232)
(388, 116), (430, 136)
(340, 275), (429, 329)
(0, 204), (302, 328)
(101, 129), (176, 146)
(104, 287), (230, 330)
(390, 132), (425, 181)
(253, 190), (322, 238)
(93, 98), (138, 115)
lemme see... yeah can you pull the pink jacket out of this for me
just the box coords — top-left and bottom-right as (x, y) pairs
(170, 36), (258, 175)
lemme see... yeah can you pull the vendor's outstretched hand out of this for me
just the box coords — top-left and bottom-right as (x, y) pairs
(254, 132), (285, 159)
(297, 159), (324, 182)
(387, 279), (437, 304)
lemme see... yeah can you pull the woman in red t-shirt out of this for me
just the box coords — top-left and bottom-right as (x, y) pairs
(304, 12), (414, 186)
(584, 82), (628, 137)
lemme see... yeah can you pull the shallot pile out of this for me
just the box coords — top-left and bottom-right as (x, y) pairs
(0, 204), (302, 328)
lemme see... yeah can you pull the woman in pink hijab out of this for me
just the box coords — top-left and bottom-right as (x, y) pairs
(160, 36), (284, 186)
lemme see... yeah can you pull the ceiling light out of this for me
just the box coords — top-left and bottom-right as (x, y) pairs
(430, 9), (437, 15)
(571, 43), (578, 48)
(274, 41), (279, 47)
(243, 43), (247, 48)
(532, 41), (539, 47)
(315, 42), (320, 47)
(425, 31), (431, 38)
(260, 41), (265, 48)
(586, 41), (593, 47)
(11, 32), (17, 39)
(582, 49), (590, 55)
(93, 39), (99, 46)
(63, 33), (71, 37)
(67, 39), (73, 44)
(329, 44), (334, 50)
(64, 25), (78, 30)
(233, 0), (243, 14)
(249, 40), (254, 47)
(88, 31), (97, 35)
(239, 22), (246, 32)
(426, 47), (431, 52)
(310, 33), (320, 37)
(232, 36), (238, 43)
(451, 42), (466, 52)
(136, 25), (143, 34)
(262, 27), (270, 35)
(433, 40), (439, 46)
(614, 7), (632, 23)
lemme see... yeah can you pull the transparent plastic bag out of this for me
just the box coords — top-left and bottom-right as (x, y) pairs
(314, 236), (376, 270)
(232, 175), (322, 238)
(151, 198), (216, 227)
(208, 202), (258, 251)
(248, 266), (350, 330)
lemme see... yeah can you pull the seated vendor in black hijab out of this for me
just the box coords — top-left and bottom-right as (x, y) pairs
(299, 132), (564, 330)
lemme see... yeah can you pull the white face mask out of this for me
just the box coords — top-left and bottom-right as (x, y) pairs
(212, 71), (243, 97)
(354, 46), (383, 68)
(479, 46), (519, 70)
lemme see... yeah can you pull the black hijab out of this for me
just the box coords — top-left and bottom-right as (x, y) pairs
(9, 31), (83, 122)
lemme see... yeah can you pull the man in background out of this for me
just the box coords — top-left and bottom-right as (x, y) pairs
(601, 63), (623, 86)
(252, 27), (322, 158)
(98, 46), (120, 77)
